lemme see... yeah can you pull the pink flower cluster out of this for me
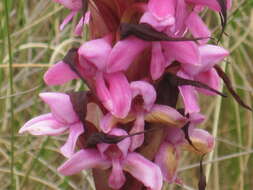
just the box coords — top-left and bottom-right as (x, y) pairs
(19, 0), (235, 189)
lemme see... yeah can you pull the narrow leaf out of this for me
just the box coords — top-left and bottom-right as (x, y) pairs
(214, 65), (252, 111)
(120, 23), (209, 42)
(165, 73), (227, 97)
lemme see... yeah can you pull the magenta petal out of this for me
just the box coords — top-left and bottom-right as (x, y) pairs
(148, 0), (175, 20)
(106, 37), (150, 73)
(195, 68), (221, 96)
(100, 113), (116, 133)
(105, 72), (132, 118)
(150, 42), (166, 80)
(155, 142), (180, 183)
(173, 0), (188, 35)
(74, 11), (90, 36)
(186, 0), (230, 12)
(95, 72), (113, 114)
(163, 41), (200, 66)
(60, 122), (84, 158)
(177, 72), (200, 114)
(78, 37), (112, 71)
(109, 158), (126, 189)
(140, 12), (168, 31)
(44, 61), (79, 86)
(58, 149), (111, 176)
(129, 114), (145, 151)
(185, 12), (211, 45)
(110, 128), (131, 158)
(60, 11), (77, 30)
(123, 152), (163, 190)
(39, 92), (79, 124)
(130, 81), (156, 111)
(19, 113), (68, 135)
(56, 0), (82, 11)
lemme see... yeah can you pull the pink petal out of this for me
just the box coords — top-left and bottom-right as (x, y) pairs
(185, 12), (211, 45)
(60, 11), (77, 30)
(78, 37), (112, 71)
(166, 127), (185, 145)
(105, 72), (132, 118)
(189, 112), (205, 125)
(123, 152), (163, 190)
(145, 104), (187, 127)
(95, 72), (113, 114)
(150, 42), (166, 80)
(44, 61), (79, 86)
(173, 0), (188, 35)
(155, 142), (180, 183)
(100, 113), (117, 133)
(182, 128), (215, 154)
(39, 92), (79, 124)
(195, 68), (221, 96)
(109, 158), (126, 189)
(60, 122), (84, 158)
(19, 113), (68, 135)
(140, 12), (169, 32)
(163, 41), (200, 66)
(129, 114), (145, 151)
(182, 44), (228, 76)
(56, 0), (82, 11)
(148, 0), (176, 21)
(177, 71), (200, 114)
(130, 81), (156, 111)
(106, 37), (150, 73)
(74, 11), (91, 36)
(58, 149), (111, 176)
(186, 0), (230, 12)
(111, 128), (131, 159)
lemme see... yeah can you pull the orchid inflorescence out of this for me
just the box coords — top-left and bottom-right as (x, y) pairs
(19, 0), (250, 189)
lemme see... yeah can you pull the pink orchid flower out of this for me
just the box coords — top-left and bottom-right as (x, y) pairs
(176, 44), (229, 113)
(19, 92), (84, 158)
(52, 0), (90, 35)
(100, 81), (187, 151)
(58, 128), (163, 190)
(155, 112), (214, 183)
(44, 36), (149, 118)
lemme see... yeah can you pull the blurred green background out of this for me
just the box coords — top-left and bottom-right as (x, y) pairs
(1, 0), (253, 189)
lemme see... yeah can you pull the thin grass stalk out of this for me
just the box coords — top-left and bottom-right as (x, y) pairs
(205, 61), (226, 181)
(4, 0), (15, 188)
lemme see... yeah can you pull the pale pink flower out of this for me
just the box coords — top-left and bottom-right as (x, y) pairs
(58, 128), (163, 190)
(19, 92), (84, 158)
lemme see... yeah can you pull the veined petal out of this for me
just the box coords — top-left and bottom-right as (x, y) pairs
(19, 113), (68, 135)
(148, 0), (176, 21)
(95, 72), (113, 114)
(60, 122), (84, 158)
(182, 128), (215, 154)
(155, 142), (180, 183)
(185, 12), (211, 45)
(106, 37), (150, 73)
(109, 158), (126, 189)
(129, 114), (145, 151)
(58, 149), (111, 176)
(39, 92), (79, 124)
(130, 81), (156, 111)
(123, 152), (163, 190)
(145, 104), (187, 127)
(78, 37), (112, 71)
(150, 42), (166, 80)
(105, 72), (132, 118)
(44, 61), (79, 86)
(163, 41), (200, 66)
(195, 68), (221, 96)
(173, 0), (188, 35)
